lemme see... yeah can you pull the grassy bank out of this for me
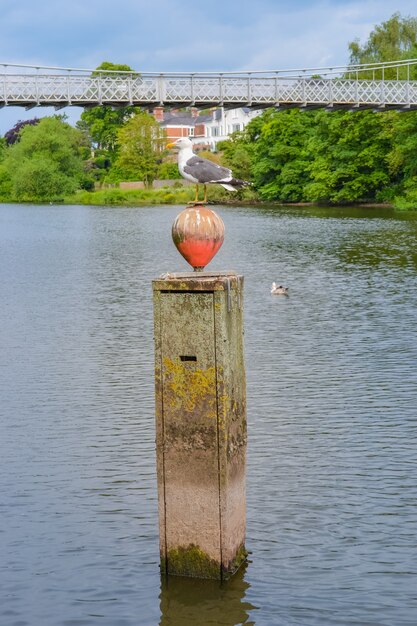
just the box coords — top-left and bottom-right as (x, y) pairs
(64, 185), (260, 206)
(64, 187), (407, 210)
(2, 185), (415, 211)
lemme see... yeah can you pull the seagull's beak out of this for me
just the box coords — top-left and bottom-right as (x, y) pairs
(166, 142), (176, 149)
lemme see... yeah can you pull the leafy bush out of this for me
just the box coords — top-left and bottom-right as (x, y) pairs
(0, 164), (12, 199)
(2, 117), (88, 201)
(64, 184), (243, 206)
(157, 161), (181, 179)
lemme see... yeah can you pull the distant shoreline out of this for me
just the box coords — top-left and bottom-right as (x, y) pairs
(1, 189), (415, 212)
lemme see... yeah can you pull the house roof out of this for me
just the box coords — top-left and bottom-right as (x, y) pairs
(160, 113), (212, 127)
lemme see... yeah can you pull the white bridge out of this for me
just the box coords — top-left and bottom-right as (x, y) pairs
(1, 59), (417, 111)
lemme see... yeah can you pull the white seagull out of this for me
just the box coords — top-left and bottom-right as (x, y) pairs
(167, 137), (251, 203)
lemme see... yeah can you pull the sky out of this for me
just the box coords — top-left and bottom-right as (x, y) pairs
(0, 0), (417, 133)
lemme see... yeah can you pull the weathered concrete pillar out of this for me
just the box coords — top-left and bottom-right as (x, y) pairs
(153, 271), (247, 580)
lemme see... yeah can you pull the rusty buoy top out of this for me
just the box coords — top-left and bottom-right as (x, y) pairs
(172, 206), (225, 271)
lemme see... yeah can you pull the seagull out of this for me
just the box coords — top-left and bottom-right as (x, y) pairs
(166, 137), (251, 203)
(271, 283), (289, 295)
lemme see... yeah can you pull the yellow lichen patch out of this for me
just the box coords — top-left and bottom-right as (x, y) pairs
(163, 357), (217, 415)
(217, 394), (229, 432)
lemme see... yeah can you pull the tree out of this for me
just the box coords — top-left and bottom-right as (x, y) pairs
(249, 109), (316, 201)
(0, 137), (10, 198)
(305, 110), (393, 204)
(347, 12), (417, 206)
(76, 62), (137, 159)
(4, 118), (40, 145)
(217, 129), (257, 182)
(386, 110), (417, 206)
(348, 13), (417, 79)
(3, 117), (90, 201)
(111, 111), (166, 187)
(213, 109), (317, 201)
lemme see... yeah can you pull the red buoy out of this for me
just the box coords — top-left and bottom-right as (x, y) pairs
(172, 206), (225, 271)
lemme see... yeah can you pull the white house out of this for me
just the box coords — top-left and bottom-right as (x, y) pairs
(154, 106), (261, 151)
(197, 107), (262, 151)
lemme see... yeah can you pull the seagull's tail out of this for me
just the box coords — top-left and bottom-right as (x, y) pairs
(220, 179), (252, 192)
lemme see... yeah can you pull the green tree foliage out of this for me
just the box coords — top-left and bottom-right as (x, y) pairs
(220, 107), (395, 204)
(348, 13), (417, 79)
(212, 13), (417, 208)
(217, 124), (258, 182)
(0, 138), (10, 198)
(345, 12), (417, 205)
(389, 112), (417, 180)
(249, 109), (316, 201)
(156, 161), (181, 180)
(218, 110), (307, 200)
(305, 111), (393, 203)
(387, 111), (417, 205)
(77, 62), (137, 160)
(348, 12), (417, 205)
(92, 61), (137, 77)
(111, 111), (166, 187)
(2, 117), (89, 201)
(349, 12), (417, 63)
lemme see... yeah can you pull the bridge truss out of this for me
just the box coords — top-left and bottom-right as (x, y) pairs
(1, 59), (417, 111)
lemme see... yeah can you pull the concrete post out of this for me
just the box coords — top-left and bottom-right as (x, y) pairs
(153, 271), (247, 580)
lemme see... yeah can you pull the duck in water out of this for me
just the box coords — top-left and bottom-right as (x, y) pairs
(271, 282), (289, 295)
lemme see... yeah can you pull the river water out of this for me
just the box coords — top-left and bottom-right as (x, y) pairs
(1, 203), (416, 626)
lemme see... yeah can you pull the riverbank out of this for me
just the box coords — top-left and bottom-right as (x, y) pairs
(1, 185), (416, 211)
(63, 188), (415, 211)
(63, 185), (258, 206)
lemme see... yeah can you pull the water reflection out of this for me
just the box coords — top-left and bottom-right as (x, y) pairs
(251, 203), (417, 221)
(159, 564), (257, 626)
(257, 209), (417, 272)
(335, 230), (417, 270)
(1, 204), (417, 626)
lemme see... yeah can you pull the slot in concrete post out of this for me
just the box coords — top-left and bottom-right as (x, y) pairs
(153, 271), (247, 580)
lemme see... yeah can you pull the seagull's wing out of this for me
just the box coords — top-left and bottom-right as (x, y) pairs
(183, 156), (232, 183)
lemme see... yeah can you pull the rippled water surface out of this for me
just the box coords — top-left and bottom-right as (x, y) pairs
(1, 203), (416, 626)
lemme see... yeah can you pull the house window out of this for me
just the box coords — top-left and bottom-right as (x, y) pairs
(232, 123), (241, 132)
(211, 127), (219, 137)
(189, 128), (194, 136)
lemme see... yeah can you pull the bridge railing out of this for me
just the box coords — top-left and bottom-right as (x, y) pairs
(1, 59), (417, 109)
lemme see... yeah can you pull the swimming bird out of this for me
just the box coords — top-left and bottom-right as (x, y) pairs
(166, 137), (251, 203)
(271, 283), (288, 295)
